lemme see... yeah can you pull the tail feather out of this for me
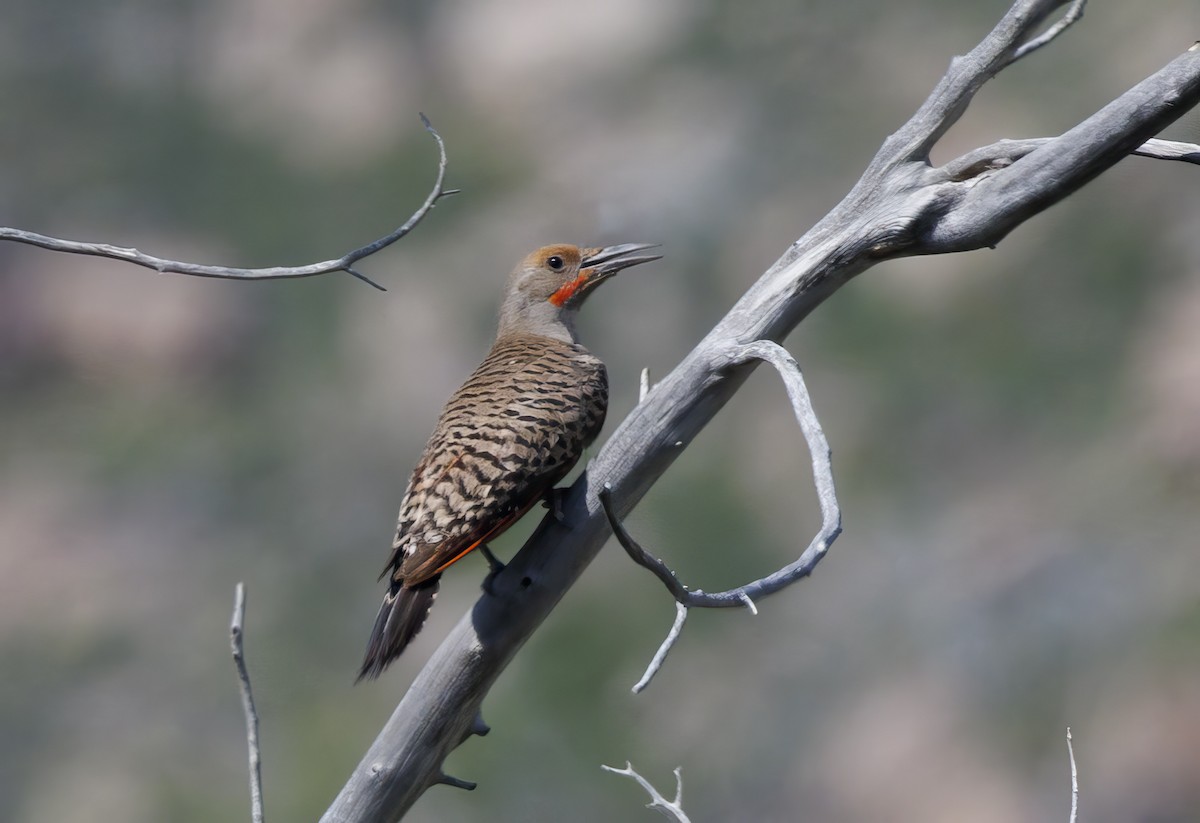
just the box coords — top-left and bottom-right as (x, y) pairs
(356, 576), (440, 682)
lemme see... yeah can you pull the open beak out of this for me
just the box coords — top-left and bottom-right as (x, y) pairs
(549, 243), (660, 309)
(580, 243), (662, 280)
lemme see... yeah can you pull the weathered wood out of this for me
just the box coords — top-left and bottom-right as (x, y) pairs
(321, 2), (1200, 819)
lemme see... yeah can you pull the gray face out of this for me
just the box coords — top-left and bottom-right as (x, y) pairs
(508, 244), (588, 306)
(497, 243), (661, 343)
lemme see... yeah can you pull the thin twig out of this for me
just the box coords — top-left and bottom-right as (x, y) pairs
(939, 136), (1200, 182)
(602, 762), (691, 823)
(0, 114), (456, 291)
(601, 485), (694, 604)
(230, 583), (264, 823)
(1067, 727), (1079, 823)
(1007, 0), (1086, 65)
(435, 773), (477, 791)
(632, 602), (688, 694)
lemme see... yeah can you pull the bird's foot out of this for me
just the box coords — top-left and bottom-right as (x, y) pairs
(479, 544), (505, 573)
(542, 487), (569, 524)
(480, 544), (505, 595)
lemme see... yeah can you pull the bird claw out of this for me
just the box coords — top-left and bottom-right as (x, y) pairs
(479, 544), (505, 595)
(542, 487), (569, 524)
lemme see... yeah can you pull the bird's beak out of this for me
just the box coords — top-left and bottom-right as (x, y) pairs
(579, 243), (662, 282)
(549, 243), (660, 308)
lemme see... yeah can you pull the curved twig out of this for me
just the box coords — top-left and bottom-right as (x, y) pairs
(0, 114), (455, 291)
(602, 340), (842, 690)
(631, 602), (688, 694)
(230, 583), (265, 823)
(604, 341), (841, 609)
(1006, 0), (1086, 66)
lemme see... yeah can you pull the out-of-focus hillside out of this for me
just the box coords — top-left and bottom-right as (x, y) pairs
(1, 1), (1198, 821)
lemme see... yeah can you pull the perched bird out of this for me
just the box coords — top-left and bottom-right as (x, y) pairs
(358, 243), (660, 680)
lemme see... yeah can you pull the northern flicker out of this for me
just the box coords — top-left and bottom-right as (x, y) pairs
(358, 243), (660, 680)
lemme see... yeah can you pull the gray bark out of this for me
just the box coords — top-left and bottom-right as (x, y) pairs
(321, 2), (1200, 820)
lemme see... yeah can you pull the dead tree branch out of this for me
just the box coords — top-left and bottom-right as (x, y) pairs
(0, 114), (455, 292)
(602, 340), (841, 691)
(1005, 0), (1086, 65)
(941, 136), (1200, 182)
(631, 602), (688, 694)
(230, 583), (265, 823)
(316, 0), (1200, 818)
(1067, 727), (1079, 823)
(602, 762), (691, 823)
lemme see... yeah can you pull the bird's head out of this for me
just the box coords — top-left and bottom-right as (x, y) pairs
(498, 243), (660, 342)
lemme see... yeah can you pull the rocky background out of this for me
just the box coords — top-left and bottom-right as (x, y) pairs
(2, 1), (1198, 820)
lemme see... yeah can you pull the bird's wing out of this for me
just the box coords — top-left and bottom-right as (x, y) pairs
(390, 430), (575, 587)
(384, 344), (604, 587)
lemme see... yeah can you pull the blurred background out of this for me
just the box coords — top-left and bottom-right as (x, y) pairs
(2, 0), (1198, 820)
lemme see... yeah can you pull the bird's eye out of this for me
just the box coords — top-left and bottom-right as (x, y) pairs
(546, 255), (564, 271)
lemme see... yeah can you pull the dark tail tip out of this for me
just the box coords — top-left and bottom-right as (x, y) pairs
(356, 577), (440, 683)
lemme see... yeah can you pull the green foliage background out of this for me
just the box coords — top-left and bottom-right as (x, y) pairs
(2, 1), (1198, 820)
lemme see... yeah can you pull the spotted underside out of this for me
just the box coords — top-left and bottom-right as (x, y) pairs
(384, 332), (608, 588)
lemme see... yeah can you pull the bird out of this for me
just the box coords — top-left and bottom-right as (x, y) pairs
(358, 243), (660, 680)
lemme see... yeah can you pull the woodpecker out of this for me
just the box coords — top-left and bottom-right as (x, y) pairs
(358, 243), (660, 680)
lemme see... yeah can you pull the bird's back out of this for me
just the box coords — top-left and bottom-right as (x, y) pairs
(390, 332), (608, 585)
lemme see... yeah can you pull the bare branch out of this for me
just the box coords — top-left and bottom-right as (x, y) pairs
(602, 762), (691, 823)
(603, 340), (841, 612)
(1132, 137), (1200, 163)
(919, 48), (1200, 253)
(602, 341), (841, 689)
(230, 583), (264, 823)
(434, 773), (476, 792)
(322, 4), (1200, 818)
(1006, 0), (1086, 66)
(600, 486), (692, 604)
(632, 602), (688, 694)
(0, 114), (455, 291)
(881, 0), (1076, 164)
(940, 136), (1200, 183)
(1067, 727), (1079, 823)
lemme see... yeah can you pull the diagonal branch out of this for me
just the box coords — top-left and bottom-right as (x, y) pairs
(0, 114), (455, 292)
(321, 4), (1200, 819)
